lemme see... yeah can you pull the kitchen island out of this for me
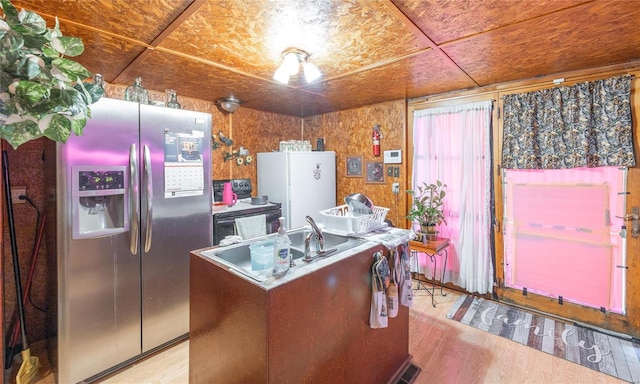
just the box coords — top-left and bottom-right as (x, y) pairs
(189, 237), (410, 383)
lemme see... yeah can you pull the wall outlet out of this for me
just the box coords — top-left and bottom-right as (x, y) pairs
(11, 186), (26, 204)
(392, 182), (400, 194)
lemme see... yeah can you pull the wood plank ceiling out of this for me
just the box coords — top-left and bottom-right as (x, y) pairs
(8, 0), (640, 117)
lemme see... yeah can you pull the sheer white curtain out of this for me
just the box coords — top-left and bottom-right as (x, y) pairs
(411, 100), (493, 294)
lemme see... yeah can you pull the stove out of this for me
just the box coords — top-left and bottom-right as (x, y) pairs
(230, 178), (252, 198)
(211, 179), (281, 245)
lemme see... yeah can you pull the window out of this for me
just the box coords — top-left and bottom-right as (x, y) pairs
(411, 101), (494, 294)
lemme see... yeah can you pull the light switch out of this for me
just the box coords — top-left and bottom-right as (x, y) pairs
(387, 166), (393, 177)
(393, 167), (400, 177)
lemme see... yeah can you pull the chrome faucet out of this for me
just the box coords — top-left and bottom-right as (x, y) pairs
(304, 215), (325, 260)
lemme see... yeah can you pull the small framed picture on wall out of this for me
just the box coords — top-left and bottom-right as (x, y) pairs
(366, 161), (385, 184)
(346, 155), (363, 177)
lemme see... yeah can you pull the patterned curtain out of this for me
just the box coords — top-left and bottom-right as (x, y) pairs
(502, 75), (635, 169)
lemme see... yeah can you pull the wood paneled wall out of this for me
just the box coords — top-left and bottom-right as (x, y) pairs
(2, 138), (49, 347)
(231, 107), (300, 193)
(304, 100), (408, 227)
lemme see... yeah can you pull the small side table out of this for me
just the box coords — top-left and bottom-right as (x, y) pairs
(409, 238), (450, 307)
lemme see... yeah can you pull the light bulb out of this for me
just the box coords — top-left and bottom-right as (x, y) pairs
(303, 62), (321, 83)
(217, 97), (241, 113)
(283, 52), (300, 75)
(221, 101), (238, 113)
(273, 65), (290, 84)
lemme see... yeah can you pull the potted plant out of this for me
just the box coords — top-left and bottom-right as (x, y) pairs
(0, 0), (103, 149)
(406, 180), (447, 240)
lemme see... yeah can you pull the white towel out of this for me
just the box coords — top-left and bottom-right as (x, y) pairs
(235, 214), (266, 240)
(219, 235), (243, 247)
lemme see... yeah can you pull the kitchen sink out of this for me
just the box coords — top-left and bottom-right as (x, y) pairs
(287, 229), (352, 250)
(200, 228), (365, 282)
(204, 243), (306, 271)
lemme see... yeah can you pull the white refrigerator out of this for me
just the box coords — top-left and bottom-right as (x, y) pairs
(257, 151), (336, 229)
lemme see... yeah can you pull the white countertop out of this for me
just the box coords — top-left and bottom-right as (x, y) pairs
(212, 198), (279, 215)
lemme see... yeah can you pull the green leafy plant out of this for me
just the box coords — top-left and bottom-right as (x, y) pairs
(0, 0), (103, 149)
(406, 180), (447, 230)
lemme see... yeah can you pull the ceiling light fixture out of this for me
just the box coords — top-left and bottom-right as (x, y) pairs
(216, 96), (241, 113)
(273, 48), (321, 84)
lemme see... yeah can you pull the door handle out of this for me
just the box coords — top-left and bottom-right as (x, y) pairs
(143, 145), (153, 252)
(129, 144), (139, 254)
(617, 207), (639, 238)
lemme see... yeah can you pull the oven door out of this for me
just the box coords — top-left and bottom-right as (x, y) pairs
(264, 210), (282, 234)
(212, 216), (238, 245)
(213, 208), (282, 245)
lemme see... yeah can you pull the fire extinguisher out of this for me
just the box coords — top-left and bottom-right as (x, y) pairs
(372, 125), (381, 157)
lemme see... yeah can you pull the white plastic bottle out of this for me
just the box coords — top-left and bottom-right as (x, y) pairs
(273, 217), (291, 274)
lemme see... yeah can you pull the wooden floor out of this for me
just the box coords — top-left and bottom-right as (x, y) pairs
(7, 284), (625, 384)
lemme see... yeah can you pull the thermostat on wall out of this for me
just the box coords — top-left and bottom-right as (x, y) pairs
(383, 150), (402, 164)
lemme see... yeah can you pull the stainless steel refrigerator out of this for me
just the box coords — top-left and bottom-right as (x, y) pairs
(257, 151), (336, 229)
(44, 97), (212, 383)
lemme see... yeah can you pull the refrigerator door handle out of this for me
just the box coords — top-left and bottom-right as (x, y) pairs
(129, 143), (140, 254)
(143, 144), (153, 252)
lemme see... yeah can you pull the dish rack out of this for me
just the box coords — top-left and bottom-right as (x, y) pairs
(319, 204), (389, 235)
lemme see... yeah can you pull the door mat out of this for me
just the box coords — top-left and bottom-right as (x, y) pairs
(447, 295), (640, 383)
